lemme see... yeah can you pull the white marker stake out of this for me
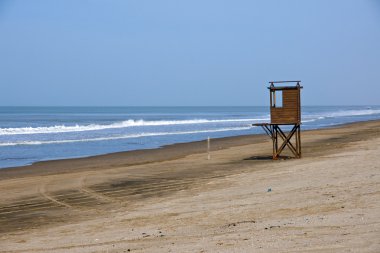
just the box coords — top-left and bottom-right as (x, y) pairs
(207, 137), (210, 160)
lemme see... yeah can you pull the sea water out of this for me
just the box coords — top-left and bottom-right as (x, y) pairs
(1, 106), (380, 168)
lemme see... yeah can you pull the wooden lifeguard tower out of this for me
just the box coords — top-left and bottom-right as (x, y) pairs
(254, 81), (303, 159)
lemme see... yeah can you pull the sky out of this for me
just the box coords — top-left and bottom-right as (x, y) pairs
(0, 0), (379, 106)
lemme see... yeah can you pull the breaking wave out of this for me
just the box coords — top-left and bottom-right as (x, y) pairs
(302, 109), (380, 122)
(0, 118), (267, 136)
(319, 109), (380, 118)
(0, 127), (252, 146)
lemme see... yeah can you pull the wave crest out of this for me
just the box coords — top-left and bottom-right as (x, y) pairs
(0, 127), (252, 146)
(0, 118), (266, 136)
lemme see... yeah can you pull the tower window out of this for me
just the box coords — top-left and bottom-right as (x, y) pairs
(271, 90), (283, 108)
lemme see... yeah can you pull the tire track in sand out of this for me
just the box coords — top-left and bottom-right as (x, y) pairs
(38, 184), (72, 208)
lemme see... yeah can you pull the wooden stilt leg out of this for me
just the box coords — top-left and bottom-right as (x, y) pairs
(274, 125), (277, 159)
(298, 124), (302, 158)
(275, 126), (278, 159)
(295, 124), (299, 158)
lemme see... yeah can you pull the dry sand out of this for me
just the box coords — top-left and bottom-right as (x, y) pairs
(0, 120), (379, 253)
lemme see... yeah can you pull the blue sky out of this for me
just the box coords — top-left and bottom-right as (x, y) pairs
(0, 0), (379, 106)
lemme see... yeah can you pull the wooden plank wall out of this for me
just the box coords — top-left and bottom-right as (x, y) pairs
(270, 89), (300, 124)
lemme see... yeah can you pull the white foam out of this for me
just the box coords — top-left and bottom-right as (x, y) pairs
(302, 109), (380, 123)
(322, 109), (380, 118)
(302, 119), (317, 123)
(0, 118), (267, 136)
(0, 126), (252, 146)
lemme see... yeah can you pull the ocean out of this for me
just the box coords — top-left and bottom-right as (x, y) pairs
(1, 106), (380, 169)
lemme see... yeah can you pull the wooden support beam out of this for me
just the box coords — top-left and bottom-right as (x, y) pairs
(272, 124), (301, 159)
(276, 125), (299, 157)
(254, 123), (301, 159)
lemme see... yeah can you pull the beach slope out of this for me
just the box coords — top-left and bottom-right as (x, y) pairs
(0, 120), (380, 252)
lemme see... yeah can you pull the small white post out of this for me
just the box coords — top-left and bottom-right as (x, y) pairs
(207, 137), (210, 160)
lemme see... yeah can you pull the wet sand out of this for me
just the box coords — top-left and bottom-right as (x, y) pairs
(0, 120), (379, 252)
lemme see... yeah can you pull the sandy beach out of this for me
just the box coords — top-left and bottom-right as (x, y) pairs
(0, 120), (379, 252)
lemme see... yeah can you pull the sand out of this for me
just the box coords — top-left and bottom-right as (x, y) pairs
(0, 120), (379, 253)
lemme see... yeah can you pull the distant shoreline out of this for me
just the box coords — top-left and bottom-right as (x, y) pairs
(1, 106), (380, 169)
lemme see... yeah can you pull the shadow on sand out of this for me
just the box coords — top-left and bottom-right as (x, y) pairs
(244, 155), (293, 161)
